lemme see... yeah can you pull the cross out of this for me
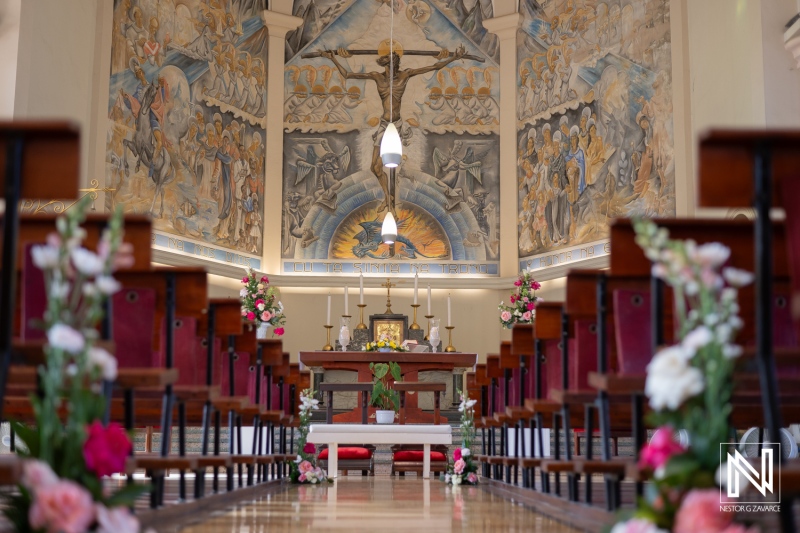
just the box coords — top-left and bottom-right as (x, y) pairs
(302, 48), (485, 62)
(381, 278), (397, 314)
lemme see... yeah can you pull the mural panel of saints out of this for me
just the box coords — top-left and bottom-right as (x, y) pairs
(318, 44), (467, 213)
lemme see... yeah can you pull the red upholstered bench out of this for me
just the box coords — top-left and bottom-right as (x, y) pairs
(391, 444), (449, 477)
(317, 383), (375, 476)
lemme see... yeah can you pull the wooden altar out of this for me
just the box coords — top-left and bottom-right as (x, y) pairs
(299, 351), (477, 424)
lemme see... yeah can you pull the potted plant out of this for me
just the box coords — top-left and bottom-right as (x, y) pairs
(369, 361), (401, 424)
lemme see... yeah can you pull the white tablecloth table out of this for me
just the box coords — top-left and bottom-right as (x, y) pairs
(307, 424), (452, 479)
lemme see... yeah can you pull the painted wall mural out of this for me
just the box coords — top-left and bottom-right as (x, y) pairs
(106, 0), (268, 269)
(282, 0), (500, 276)
(516, 0), (674, 272)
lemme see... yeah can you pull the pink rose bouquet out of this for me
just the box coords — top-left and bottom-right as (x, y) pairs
(239, 268), (286, 336)
(499, 270), (543, 329)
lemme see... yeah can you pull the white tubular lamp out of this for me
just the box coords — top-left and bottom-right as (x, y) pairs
(381, 210), (397, 244)
(380, 123), (402, 167)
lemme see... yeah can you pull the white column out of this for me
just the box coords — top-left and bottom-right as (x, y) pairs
(483, 13), (521, 278)
(261, 10), (302, 273)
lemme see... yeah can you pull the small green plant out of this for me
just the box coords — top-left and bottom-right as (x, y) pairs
(368, 361), (401, 411)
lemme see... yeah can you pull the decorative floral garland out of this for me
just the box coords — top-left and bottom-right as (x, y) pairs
(290, 389), (331, 484)
(498, 270), (542, 329)
(443, 390), (479, 485)
(3, 198), (149, 533)
(611, 220), (757, 533)
(239, 267), (285, 336)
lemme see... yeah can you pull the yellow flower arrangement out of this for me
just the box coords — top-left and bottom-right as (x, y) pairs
(365, 334), (408, 352)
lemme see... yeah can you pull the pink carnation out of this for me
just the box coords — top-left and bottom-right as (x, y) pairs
(241, 310), (247, 317)
(466, 472), (478, 484)
(21, 460), (58, 491)
(510, 295), (516, 304)
(674, 489), (733, 533)
(453, 448), (462, 461)
(638, 426), (685, 471)
(527, 302), (535, 311)
(261, 276), (268, 283)
(298, 460), (314, 474)
(246, 312), (255, 321)
(500, 311), (512, 322)
(532, 281), (541, 290)
(513, 280), (522, 287)
(29, 480), (95, 533)
(255, 299), (265, 307)
(83, 422), (132, 477)
(453, 459), (466, 475)
(299, 473), (306, 482)
(275, 327), (285, 336)
(303, 443), (316, 454)
(242, 277), (249, 283)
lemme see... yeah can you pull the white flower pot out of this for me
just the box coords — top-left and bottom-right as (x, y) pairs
(375, 410), (395, 424)
(256, 323), (271, 339)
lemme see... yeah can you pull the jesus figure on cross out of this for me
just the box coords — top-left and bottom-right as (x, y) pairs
(319, 44), (467, 213)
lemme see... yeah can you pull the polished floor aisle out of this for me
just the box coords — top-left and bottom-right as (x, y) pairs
(180, 477), (581, 532)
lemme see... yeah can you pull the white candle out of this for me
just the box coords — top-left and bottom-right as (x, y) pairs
(447, 294), (452, 327)
(414, 273), (418, 305)
(427, 284), (432, 315)
(359, 273), (364, 305)
(344, 286), (349, 316)
(327, 293), (331, 325)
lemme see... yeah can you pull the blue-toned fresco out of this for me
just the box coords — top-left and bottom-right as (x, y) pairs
(282, 0), (500, 276)
(516, 0), (674, 269)
(106, 0), (268, 267)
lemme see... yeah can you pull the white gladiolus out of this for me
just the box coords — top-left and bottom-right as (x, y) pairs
(70, 247), (104, 276)
(82, 283), (99, 297)
(645, 346), (704, 411)
(722, 344), (743, 359)
(684, 281), (699, 296)
(31, 244), (60, 270)
(89, 346), (118, 380)
(690, 242), (731, 268)
(95, 275), (121, 295)
(722, 267), (754, 288)
(715, 323), (733, 344)
(50, 280), (71, 299)
(461, 448), (471, 457)
(682, 326), (714, 355)
(47, 324), (86, 354)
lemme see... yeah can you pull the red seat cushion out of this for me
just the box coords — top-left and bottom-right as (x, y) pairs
(318, 447), (373, 460)
(393, 450), (447, 462)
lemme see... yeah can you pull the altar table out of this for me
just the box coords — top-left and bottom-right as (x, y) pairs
(299, 352), (477, 424)
(307, 424), (452, 479)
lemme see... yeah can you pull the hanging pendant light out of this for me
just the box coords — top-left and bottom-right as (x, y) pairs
(380, 123), (402, 167)
(381, 210), (397, 244)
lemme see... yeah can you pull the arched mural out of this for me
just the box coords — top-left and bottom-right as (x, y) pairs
(281, 0), (501, 277)
(516, 0), (674, 271)
(106, 0), (269, 269)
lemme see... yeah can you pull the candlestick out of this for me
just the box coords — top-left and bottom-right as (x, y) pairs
(424, 315), (434, 341)
(322, 325), (333, 351)
(356, 304), (368, 329)
(344, 286), (349, 316)
(413, 273), (418, 305)
(359, 274), (364, 305)
(327, 293), (331, 326)
(427, 284), (431, 315)
(447, 294), (452, 327)
(444, 326), (456, 352)
(409, 304), (421, 330)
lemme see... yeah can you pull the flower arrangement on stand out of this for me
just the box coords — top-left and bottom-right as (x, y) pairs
(610, 219), (758, 533)
(365, 333), (407, 352)
(443, 390), (479, 485)
(290, 389), (331, 484)
(239, 267), (285, 337)
(3, 198), (149, 533)
(498, 270), (543, 328)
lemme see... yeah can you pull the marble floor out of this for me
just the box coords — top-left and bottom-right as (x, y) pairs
(179, 477), (581, 532)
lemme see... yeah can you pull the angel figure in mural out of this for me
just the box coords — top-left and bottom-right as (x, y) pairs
(282, 191), (316, 254)
(294, 140), (352, 212)
(318, 44), (468, 213)
(431, 141), (486, 213)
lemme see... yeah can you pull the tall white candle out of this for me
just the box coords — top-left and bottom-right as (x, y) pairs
(414, 273), (418, 305)
(327, 293), (331, 325)
(427, 284), (432, 315)
(447, 294), (452, 327)
(344, 286), (349, 315)
(359, 273), (364, 305)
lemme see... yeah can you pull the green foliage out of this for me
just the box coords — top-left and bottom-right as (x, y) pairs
(368, 362), (401, 411)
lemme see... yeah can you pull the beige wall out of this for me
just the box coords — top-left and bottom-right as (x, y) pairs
(0, 0), (21, 119)
(4, 0), (800, 363)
